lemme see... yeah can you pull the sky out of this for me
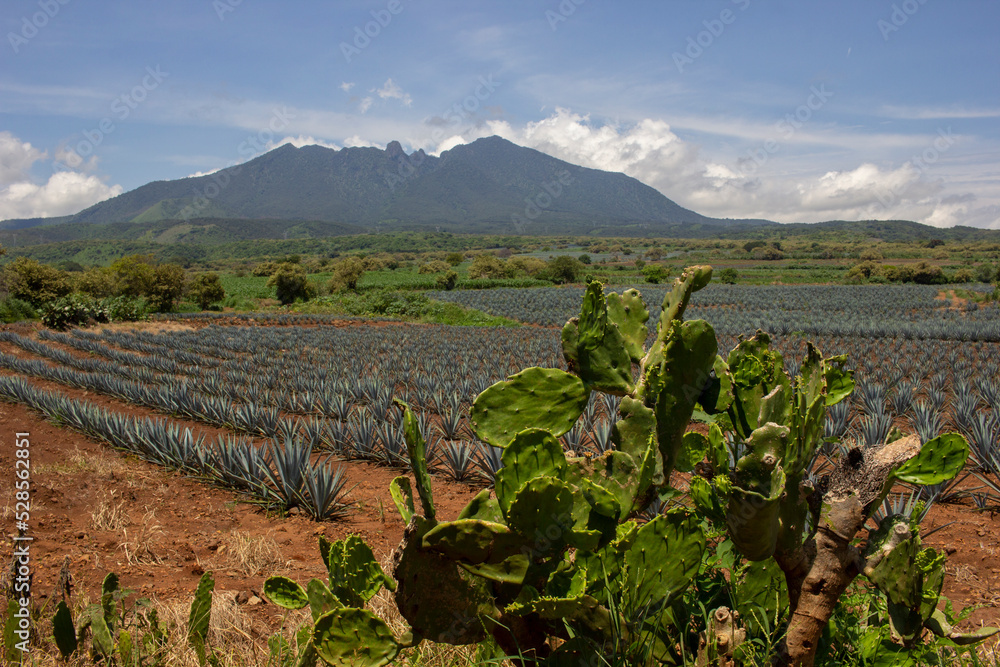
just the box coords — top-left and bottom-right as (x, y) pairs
(1, 0), (999, 228)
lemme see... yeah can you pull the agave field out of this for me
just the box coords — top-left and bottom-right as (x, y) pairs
(3, 278), (1000, 664)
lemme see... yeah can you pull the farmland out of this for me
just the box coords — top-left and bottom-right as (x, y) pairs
(2, 275), (1000, 664)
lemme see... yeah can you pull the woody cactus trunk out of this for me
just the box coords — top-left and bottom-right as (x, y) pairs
(264, 265), (993, 667)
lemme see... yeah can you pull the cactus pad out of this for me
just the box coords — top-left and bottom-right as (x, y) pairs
(421, 519), (522, 564)
(624, 511), (705, 608)
(495, 428), (568, 516)
(263, 576), (308, 610)
(606, 288), (650, 363)
(471, 368), (589, 448)
(312, 608), (400, 667)
(395, 399), (436, 521)
(389, 476), (414, 524)
(306, 578), (341, 621)
(892, 433), (969, 486)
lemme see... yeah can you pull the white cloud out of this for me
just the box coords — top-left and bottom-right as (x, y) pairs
(358, 96), (373, 114)
(340, 82), (355, 93)
(375, 78), (412, 107)
(267, 135), (341, 151)
(424, 108), (998, 228)
(0, 131), (122, 221)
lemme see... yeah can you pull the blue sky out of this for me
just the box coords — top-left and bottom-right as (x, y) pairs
(2, 0), (998, 227)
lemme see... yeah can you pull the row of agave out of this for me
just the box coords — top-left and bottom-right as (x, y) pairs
(430, 282), (1000, 341)
(0, 375), (351, 519)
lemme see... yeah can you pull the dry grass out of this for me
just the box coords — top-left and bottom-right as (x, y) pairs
(214, 531), (287, 578)
(119, 510), (164, 565)
(91, 490), (131, 531)
(35, 446), (128, 477)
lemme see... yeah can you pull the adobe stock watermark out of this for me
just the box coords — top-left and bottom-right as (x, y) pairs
(340, 0), (409, 63)
(873, 126), (956, 212)
(738, 84), (834, 176)
(212, 0), (243, 21)
(8, 0), (71, 54)
(57, 66), (169, 169)
(178, 107), (295, 220)
(511, 170), (575, 233)
(546, 0), (586, 31)
(673, 0), (751, 74)
(877, 0), (930, 41)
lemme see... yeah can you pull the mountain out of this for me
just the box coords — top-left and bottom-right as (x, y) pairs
(2, 137), (725, 235)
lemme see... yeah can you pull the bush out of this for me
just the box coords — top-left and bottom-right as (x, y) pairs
(445, 252), (465, 266)
(578, 253), (592, 265)
(952, 268), (974, 283)
(2, 257), (72, 306)
(0, 297), (37, 323)
(75, 266), (117, 298)
(846, 261), (883, 281)
(975, 263), (997, 283)
(188, 272), (226, 309)
(269, 264), (316, 304)
(751, 245), (784, 261)
(109, 255), (156, 298)
(252, 261), (279, 277)
(40, 294), (109, 330)
(435, 270), (458, 290)
(912, 261), (945, 285)
(144, 264), (185, 312)
(883, 264), (915, 283)
(545, 255), (583, 284)
(418, 260), (451, 274)
(642, 265), (669, 284)
(860, 248), (884, 261)
(327, 256), (366, 292)
(718, 267), (739, 284)
(467, 254), (510, 280)
(103, 295), (148, 321)
(507, 256), (547, 277)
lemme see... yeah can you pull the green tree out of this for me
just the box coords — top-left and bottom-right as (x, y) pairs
(75, 266), (118, 298)
(328, 256), (366, 292)
(467, 254), (510, 279)
(418, 260), (451, 274)
(188, 272), (226, 310)
(270, 264), (316, 304)
(546, 255), (583, 284)
(147, 264), (186, 312)
(2, 257), (72, 306)
(435, 270), (458, 290)
(445, 252), (465, 266)
(718, 267), (739, 284)
(109, 255), (156, 298)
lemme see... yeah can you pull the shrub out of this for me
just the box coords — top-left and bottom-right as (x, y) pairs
(417, 260), (451, 274)
(146, 264), (186, 312)
(718, 267), (739, 284)
(545, 255), (583, 284)
(188, 272), (226, 309)
(860, 248), (884, 261)
(975, 263), (997, 283)
(952, 268), (974, 283)
(847, 261), (883, 281)
(327, 257), (366, 292)
(642, 264), (669, 284)
(445, 252), (465, 266)
(103, 296), (148, 322)
(578, 253), (592, 265)
(883, 264), (915, 283)
(75, 266), (117, 298)
(2, 257), (72, 306)
(40, 294), (109, 330)
(0, 297), (37, 323)
(270, 264), (316, 304)
(507, 256), (547, 277)
(252, 261), (279, 277)
(751, 245), (784, 260)
(467, 254), (510, 280)
(109, 255), (156, 298)
(435, 271), (458, 291)
(912, 261), (945, 285)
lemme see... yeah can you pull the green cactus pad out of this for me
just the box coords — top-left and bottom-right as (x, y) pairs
(869, 535), (920, 608)
(651, 319), (718, 477)
(578, 281), (608, 350)
(421, 519), (523, 564)
(460, 554), (530, 585)
(52, 600), (78, 659)
(389, 476), (414, 524)
(306, 579), (341, 621)
(392, 516), (495, 645)
(676, 431), (709, 473)
(726, 465), (787, 561)
(697, 355), (735, 416)
(457, 488), (503, 523)
(79, 604), (114, 659)
(575, 321), (635, 395)
(892, 433), (969, 486)
(613, 397), (661, 480)
(326, 535), (392, 606)
(505, 593), (615, 638)
(495, 428), (568, 516)
(725, 333), (791, 440)
(312, 609), (400, 667)
(660, 265), (712, 329)
(689, 476), (725, 524)
(187, 571), (214, 656)
(606, 288), (650, 363)
(505, 476), (576, 553)
(471, 368), (589, 448)
(263, 576), (309, 610)
(567, 450), (641, 522)
(927, 609), (1000, 645)
(394, 399), (436, 521)
(624, 512), (705, 608)
(734, 559), (788, 636)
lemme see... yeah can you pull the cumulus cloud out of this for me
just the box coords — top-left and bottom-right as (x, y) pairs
(267, 135), (341, 151)
(423, 108), (997, 228)
(0, 131), (121, 221)
(339, 82), (355, 93)
(375, 78), (412, 107)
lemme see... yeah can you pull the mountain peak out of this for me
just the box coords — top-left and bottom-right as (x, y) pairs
(385, 140), (405, 159)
